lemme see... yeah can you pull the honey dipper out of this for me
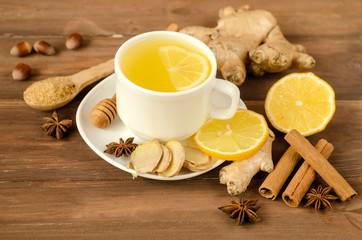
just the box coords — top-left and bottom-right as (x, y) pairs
(89, 94), (117, 128)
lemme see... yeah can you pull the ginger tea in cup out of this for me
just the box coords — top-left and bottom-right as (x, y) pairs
(115, 31), (240, 141)
(120, 36), (211, 92)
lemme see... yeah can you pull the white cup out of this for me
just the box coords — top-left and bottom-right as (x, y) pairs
(114, 31), (240, 141)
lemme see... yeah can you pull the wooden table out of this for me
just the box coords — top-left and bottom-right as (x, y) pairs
(1, 0), (361, 239)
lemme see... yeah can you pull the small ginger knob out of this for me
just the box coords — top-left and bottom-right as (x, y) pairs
(89, 94), (117, 128)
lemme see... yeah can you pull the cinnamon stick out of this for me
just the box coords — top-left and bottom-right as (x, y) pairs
(258, 140), (327, 200)
(285, 129), (357, 201)
(282, 140), (334, 207)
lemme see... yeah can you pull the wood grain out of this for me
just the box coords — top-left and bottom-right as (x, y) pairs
(0, 179), (361, 239)
(0, 0), (361, 239)
(1, 0), (360, 36)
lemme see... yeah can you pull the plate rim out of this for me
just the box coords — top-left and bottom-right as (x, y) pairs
(76, 74), (246, 181)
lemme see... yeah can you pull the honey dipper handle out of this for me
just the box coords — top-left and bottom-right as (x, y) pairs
(71, 58), (114, 91)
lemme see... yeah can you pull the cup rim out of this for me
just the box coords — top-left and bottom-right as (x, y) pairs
(114, 31), (217, 96)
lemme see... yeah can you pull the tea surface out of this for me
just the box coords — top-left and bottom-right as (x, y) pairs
(120, 37), (210, 92)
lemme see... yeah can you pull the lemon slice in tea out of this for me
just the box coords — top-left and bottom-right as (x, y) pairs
(158, 45), (211, 91)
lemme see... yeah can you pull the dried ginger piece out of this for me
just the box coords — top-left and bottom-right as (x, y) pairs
(130, 139), (162, 174)
(158, 140), (185, 177)
(183, 147), (213, 172)
(153, 145), (172, 173)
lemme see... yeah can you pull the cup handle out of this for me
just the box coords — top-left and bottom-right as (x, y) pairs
(210, 78), (240, 119)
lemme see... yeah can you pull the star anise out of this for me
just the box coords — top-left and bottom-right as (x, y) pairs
(104, 137), (138, 157)
(218, 198), (261, 225)
(305, 185), (338, 211)
(41, 111), (72, 140)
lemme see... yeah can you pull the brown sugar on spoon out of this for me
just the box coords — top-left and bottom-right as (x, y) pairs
(89, 94), (117, 128)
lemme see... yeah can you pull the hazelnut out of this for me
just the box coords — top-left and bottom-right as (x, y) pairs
(10, 41), (32, 57)
(12, 63), (31, 81)
(33, 40), (55, 55)
(65, 33), (83, 50)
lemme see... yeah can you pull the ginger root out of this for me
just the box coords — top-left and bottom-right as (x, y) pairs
(219, 130), (275, 195)
(180, 5), (315, 85)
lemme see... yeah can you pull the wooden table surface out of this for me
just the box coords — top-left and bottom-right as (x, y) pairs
(1, 0), (361, 239)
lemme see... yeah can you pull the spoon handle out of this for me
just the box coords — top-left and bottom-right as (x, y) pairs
(71, 58), (114, 90)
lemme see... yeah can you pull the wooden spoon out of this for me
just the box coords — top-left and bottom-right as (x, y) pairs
(23, 58), (114, 111)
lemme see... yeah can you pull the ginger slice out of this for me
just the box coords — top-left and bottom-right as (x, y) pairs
(183, 147), (213, 171)
(181, 137), (199, 149)
(158, 140), (185, 177)
(153, 144), (172, 173)
(184, 160), (213, 172)
(184, 147), (211, 165)
(130, 139), (162, 174)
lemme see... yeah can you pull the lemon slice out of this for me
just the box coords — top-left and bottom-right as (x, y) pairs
(158, 45), (210, 91)
(265, 72), (335, 136)
(194, 109), (269, 161)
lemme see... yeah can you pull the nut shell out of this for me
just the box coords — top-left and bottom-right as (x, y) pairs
(33, 40), (55, 55)
(10, 41), (32, 57)
(65, 33), (83, 50)
(12, 63), (31, 80)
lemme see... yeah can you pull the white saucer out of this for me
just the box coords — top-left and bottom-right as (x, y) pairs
(76, 74), (247, 180)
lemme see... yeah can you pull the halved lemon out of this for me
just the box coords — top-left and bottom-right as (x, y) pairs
(158, 45), (211, 91)
(265, 72), (335, 136)
(194, 109), (269, 161)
